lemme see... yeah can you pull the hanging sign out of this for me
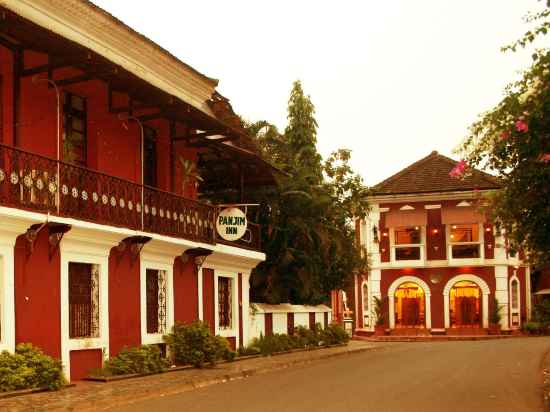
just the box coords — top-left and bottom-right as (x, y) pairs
(216, 207), (248, 241)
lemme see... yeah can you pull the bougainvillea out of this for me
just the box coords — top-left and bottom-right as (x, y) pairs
(457, 4), (550, 265)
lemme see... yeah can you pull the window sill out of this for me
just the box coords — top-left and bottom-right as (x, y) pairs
(68, 337), (105, 351)
(142, 333), (165, 345)
(218, 327), (236, 337)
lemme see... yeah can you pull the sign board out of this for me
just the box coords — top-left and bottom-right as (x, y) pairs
(216, 207), (248, 241)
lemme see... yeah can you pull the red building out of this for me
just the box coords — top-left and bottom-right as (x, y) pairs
(347, 151), (530, 336)
(0, 1), (276, 380)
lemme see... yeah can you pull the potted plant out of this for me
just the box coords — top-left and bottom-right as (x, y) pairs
(372, 296), (386, 336)
(489, 298), (503, 335)
(178, 156), (203, 196)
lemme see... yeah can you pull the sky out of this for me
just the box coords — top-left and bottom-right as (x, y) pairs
(93, 0), (544, 185)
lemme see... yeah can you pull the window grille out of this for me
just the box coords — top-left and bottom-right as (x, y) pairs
(218, 277), (232, 329)
(146, 269), (167, 334)
(69, 262), (99, 338)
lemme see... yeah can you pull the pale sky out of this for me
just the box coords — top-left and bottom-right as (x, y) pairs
(94, 0), (544, 185)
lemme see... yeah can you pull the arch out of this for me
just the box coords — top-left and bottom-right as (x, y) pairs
(388, 276), (432, 329)
(443, 274), (490, 328)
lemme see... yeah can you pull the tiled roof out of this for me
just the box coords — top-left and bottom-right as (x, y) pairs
(371, 151), (501, 196)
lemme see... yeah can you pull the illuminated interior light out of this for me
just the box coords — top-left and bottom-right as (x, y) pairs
(432, 229), (439, 234)
(452, 225), (457, 229)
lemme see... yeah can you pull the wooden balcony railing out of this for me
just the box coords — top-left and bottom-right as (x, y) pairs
(0, 143), (261, 250)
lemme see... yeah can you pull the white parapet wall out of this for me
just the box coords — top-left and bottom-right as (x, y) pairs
(247, 303), (332, 346)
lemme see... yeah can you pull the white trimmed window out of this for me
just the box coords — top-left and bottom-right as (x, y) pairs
(449, 223), (480, 259)
(393, 226), (422, 261)
(218, 276), (233, 330)
(68, 262), (100, 339)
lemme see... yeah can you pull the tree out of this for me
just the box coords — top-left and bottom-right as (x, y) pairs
(245, 82), (368, 304)
(458, 4), (550, 265)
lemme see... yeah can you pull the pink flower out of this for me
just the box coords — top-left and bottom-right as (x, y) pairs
(449, 160), (467, 179)
(515, 120), (529, 133)
(499, 131), (509, 141)
(540, 153), (550, 163)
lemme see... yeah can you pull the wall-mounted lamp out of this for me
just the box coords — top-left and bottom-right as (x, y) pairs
(433, 246), (439, 251)
(381, 248), (386, 253)
(485, 227), (492, 232)
(432, 228), (439, 235)
(487, 244), (493, 249)
(382, 232), (388, 237)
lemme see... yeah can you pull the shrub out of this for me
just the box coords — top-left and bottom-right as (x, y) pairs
(295, 325), (321, 347)
(103, 345), (169, 376)
(534, 300), (550, 326)
(0, 343), (66, 392)
(164, 321), (236, 368)
(320, 323), (350, 345)
(522, 321), (543, 335)
(238, 346), (261, 357)
(251, 333), (298, 356)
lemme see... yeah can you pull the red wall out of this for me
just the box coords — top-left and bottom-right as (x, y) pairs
(0, 45), (14, 145)
(379, 213), (390, 262)
(14, 228), (61, 358)
(3, 49), (199, 199)
(380, 266), (496, 329)
(426, 208), (446, 260)
(108, 248), (141, 357)
(70, 349), (102, 381)
(202, 268), (215, 333)
(173, 258), (199, 324)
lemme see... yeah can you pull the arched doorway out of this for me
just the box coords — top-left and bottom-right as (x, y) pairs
(449, 281), (481, 327)
(394, 282), (425, 328)
(443, 274), (490, 328)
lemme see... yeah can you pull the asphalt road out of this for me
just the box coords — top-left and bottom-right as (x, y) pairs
(113, 338), (550, 412)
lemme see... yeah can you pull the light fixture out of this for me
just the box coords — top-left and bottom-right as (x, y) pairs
(452, 225), (457, 229)
(382, 232), (388, 237)
(485, 227), (491, 232)
(414, 226), (419, 231)
(432, 228), (439, 234)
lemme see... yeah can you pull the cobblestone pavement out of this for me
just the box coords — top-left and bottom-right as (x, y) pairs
(0, 341), (377, 411)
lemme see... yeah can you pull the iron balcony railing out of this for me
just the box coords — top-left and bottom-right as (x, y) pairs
(0, 143), (261, 251)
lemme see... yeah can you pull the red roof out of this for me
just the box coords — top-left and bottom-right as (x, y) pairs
(371, 151), (500, 196)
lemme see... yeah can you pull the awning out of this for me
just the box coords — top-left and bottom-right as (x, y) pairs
(535, 289), (550, 295)
(441, 206), (486, 225)
(385, 209), (427, 228)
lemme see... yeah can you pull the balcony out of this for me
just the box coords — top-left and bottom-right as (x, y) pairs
(0, 143), (261, 251)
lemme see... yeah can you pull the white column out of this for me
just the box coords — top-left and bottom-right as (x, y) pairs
(241, 271), (251, 348)
(198, 267), (203, 321)
(370, 269), (381, 331)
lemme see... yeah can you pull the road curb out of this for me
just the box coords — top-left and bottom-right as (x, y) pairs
(92, 344), (378, 411)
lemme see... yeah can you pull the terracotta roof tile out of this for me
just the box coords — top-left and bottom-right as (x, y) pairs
(371, 151), (500, 196)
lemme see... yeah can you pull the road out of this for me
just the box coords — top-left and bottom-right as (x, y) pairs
(112, 338), (550, 412)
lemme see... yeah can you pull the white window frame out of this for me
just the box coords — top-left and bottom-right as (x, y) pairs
(390, 226), (425, 265)
(361, 280), (371, 329)
(61, 250), (110, 381)
(509, 275), (521, 329)
(447, 223), (484, 264)
(140, 260), (174, 345)
(0, 244), (15, 353)
(214, 271), (238, 338)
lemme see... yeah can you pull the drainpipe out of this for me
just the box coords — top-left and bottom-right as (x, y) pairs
(32, 76), (60, 214)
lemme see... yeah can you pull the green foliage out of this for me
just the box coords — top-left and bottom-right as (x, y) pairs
(244, 81), (369, 305)
(237, 346), (261, 357)
(163, 321), (236, 368)
(490, 298), (503, 325)
(534, 300), (550, 325)
(247, 323), (349, 356)
(103, 345), (169, 376)
(0, 343), (66, 392)
(372, 296), (386, 326)
(319, 323), (350, 345)
(458, 3), (550, 266)
(522, 321), (545, 335)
